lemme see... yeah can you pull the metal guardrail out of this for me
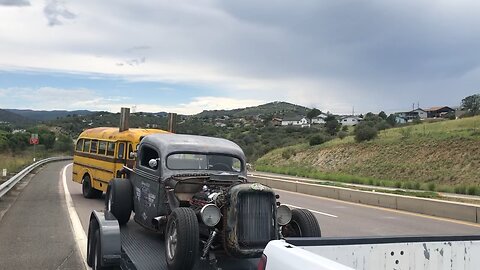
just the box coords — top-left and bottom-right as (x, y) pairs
(0, 156), (72, 199)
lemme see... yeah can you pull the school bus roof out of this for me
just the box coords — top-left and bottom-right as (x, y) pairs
(78, 127), (170, 142)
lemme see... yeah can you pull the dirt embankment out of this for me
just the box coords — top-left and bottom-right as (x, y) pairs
(259, 137), (480, 185)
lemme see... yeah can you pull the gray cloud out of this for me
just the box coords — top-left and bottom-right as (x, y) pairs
(43, 0), (75, 26)
(0, 0), (29, 6)
(2, 0), (480, 114)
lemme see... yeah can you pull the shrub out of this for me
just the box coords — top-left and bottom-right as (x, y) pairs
(427, 182), (436, 191)
(309, 134), (330, 146)
(454, 185), (467, 194)
(467, 185), (478, 195)
(337, 131), (348, 140)
(413, 182), (421, 190)
(402, 182), (413, 189)
(341, 125), (349, 132)
(394, 182), (402, 188)
(375, 120), (391, 131)
(354, 123), (378, 142)
(281, 148), (296, 159)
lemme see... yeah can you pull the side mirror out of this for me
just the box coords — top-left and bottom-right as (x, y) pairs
(148, 159), (158, 169)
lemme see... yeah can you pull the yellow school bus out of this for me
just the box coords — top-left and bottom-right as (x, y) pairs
(72, 127), (169, 198)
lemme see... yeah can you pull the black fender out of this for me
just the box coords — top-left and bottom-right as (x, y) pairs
(87, 210), (122, 267)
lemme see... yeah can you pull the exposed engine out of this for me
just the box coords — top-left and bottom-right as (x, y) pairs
(190, 185), (227, 212)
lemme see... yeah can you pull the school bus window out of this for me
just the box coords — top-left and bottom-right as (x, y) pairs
(98, 141), (107, 156)
(107, 142), (115, 156)
(128, 144), (134, 159)
(83, 140), (91, 152)
(75, 139), (84, 152)
(90, 140), (98, 154)
(118, 143), (125, 159)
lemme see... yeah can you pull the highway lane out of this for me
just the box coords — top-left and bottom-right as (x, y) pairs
(1, 161), (479, 270)
(63, 163), (480, 238)
(0, 161), (84, 270)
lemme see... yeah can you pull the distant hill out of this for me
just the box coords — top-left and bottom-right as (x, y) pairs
(195, 101), (310, 118)
(0, 109), (33, 125)
(5, 109), (95, 121)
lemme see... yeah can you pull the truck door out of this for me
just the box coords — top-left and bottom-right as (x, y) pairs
(130, 144), (164, 230)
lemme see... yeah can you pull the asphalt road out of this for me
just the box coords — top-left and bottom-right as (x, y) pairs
(63, 163), (480, 238)
(2, 161), (480, 270)
(0, 161), (84, 270)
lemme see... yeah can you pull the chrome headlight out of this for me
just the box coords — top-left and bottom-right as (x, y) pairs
(200, 204), (222, 227)
(276, 205), (292, 226)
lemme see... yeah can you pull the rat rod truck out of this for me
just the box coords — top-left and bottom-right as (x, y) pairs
(86, 133), (321, 270)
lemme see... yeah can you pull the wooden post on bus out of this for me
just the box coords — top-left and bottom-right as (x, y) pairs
(168, 113), (177, 133)
(119, 107), (130, 132)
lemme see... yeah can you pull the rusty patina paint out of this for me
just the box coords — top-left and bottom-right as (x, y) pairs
(223, 183), (278, 258)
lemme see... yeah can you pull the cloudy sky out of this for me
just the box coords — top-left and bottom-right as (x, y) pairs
(0, 0), (479, 114)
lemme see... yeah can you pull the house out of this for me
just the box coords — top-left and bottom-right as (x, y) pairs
(311, 113), (328, 125)
(340, 116), (362, 126)
(395, 116), (407, 124)
(425, 106), (455, 118)
(311, 116), (325, 125)
(281, 117), (310, 127)
(271, 117), (282, 126)
(396, 108), (427, 121)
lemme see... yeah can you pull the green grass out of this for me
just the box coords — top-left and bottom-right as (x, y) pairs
(255, 116), (480, 196)
(0, 145), (67, 180)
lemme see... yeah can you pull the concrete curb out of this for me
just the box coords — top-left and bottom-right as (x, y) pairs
(250, 176), (480, 224)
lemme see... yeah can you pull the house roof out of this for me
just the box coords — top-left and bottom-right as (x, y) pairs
(340, 116), (361, 120)
(282, 116), (304, 121)
(425, 106), (454, 112)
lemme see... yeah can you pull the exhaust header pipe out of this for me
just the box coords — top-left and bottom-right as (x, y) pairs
(168, 113), (177, 133)
(119, 107), (130, 132)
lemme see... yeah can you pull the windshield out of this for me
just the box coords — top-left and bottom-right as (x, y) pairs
(167, 153), (242, 172)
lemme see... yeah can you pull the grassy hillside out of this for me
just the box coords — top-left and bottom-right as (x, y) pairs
(5, 109), (94, 121)
(196, 101), (309, 118)
(256, 116), (480, 194)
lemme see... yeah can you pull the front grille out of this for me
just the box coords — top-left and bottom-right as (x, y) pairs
(237, 192), (275, 248)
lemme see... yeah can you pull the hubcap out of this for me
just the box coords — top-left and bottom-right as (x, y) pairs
(166, 219), (178, 260)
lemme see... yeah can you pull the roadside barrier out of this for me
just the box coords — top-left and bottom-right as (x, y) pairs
(250, 175), (480, 224)
(0, 156), (72, 199)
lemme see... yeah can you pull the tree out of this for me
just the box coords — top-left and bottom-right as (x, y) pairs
(55, 134), (73, 153)
(7, 132), (29, 153)
(309, 134), (330, 146)
(324, 115), (340, 135)
(462, 94), (480, 116)
(306, 108), (321, 122)
(386, 114), (397, 127)
(39, 132), (56, 150)
(378, 111), (387, 120)
(354, 122), (378, 142)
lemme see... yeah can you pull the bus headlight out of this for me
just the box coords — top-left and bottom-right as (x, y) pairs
(200, 204), (222, 227)
(277, 205), (292, 226)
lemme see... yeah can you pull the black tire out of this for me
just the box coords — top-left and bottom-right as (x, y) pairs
(87, 219), (98, 267)
(165, 208), (199, 270)
(105, 178), (132, 225)
(92, 230), (113, 270)
(282, 208), (321, 237)
(82, 174), (102, 199)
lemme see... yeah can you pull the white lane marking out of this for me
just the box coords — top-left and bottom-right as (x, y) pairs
(283, 203), (338, 218)
(62, 163), (90, 270)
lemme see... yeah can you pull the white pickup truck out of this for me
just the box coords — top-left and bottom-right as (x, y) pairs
(259, 235), (480, 270)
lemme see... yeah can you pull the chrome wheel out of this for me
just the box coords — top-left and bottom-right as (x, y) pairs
(166, 219), (178, 260)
